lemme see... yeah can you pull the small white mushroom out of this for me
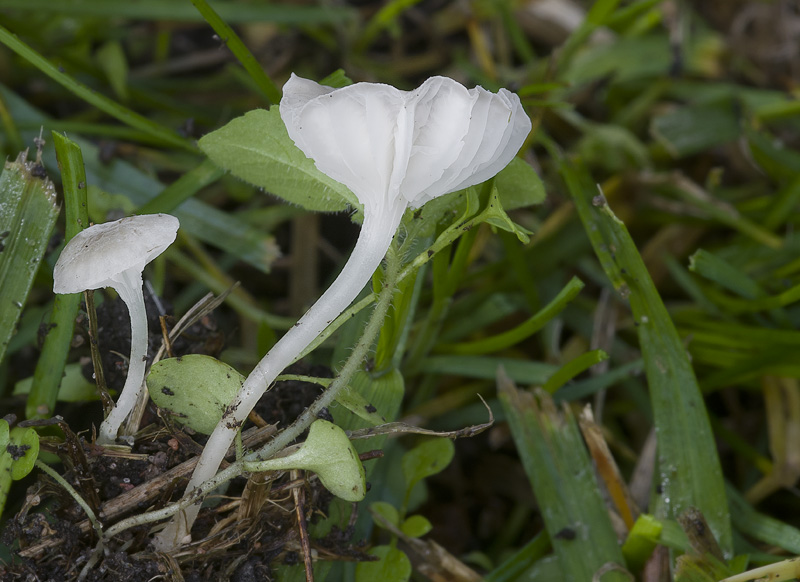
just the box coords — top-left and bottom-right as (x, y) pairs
(53, 214), (179, 444)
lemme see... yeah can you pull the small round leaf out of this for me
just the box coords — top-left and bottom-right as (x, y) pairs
(370, 501), (400, 529)
(8, 426), (39, 480)
(355, 545), (411, 582)
(147, 355), (244, 435)
(401, 438), (455, 496)
(400, 514), (432, 538)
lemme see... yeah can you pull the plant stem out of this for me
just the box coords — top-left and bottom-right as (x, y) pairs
(34, 460), (103, 543)
(152, 203), (405, 550)
(97, 270), (149, 444)
(190, 0), (281, 105)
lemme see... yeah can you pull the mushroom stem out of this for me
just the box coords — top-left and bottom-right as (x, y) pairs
(153, 202), (406, 550)
(97, 269), (150, 444)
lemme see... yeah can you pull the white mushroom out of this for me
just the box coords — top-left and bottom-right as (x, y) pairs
(53, 214), (179, 444)
(154, 74), (531, 550)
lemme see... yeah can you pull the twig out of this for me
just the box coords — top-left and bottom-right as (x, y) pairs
(292, 469), (314, 582)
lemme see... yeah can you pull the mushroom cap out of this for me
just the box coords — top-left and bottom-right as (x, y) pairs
(279, 74), (531, 215)
(53, 214), (180, 294)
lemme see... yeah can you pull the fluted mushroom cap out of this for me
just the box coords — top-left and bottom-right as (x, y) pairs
(279, 74), (531, 215)
(53, 214), (180, 294)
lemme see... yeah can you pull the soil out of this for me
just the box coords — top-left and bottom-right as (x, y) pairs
(0, 303), (367, 581)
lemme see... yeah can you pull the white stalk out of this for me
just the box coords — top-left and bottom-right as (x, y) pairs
(153, 202), (406, 550)
(97, 269), (149, 444)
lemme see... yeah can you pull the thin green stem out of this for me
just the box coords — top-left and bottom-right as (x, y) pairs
(190, 0), (282, 105)
(35, 460), (103, 542)
(437, 276), (585, 356)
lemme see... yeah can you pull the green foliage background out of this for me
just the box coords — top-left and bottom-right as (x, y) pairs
(2, 0), (800, 580)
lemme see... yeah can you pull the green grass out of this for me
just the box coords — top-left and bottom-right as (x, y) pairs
(2, 1), (800, 581)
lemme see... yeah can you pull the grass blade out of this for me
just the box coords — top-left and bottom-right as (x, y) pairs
(0, 0), (354, 24)
(190, 0), (281, 105)
(137, 159), (224, 215)
(0, 24), (195, 153)
(542, 349), (609, 393)
(0, 153), (59, 365)
(497, 371), (628, 581)
(27, 133), (89, 419)
(436, 277), (584, 355)
(561, 158), (733, 556)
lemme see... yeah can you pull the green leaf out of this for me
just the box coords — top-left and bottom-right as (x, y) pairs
(7, 426), (39, 480)
(27, 133), (88, 420)
(407, 158), (544, 241)
(746, 128), (800, 182)
(335, 384), (388, 426)
(727, 483), (800, 554)
(319, 69), (354, 88)
(622, 514), (663, 573)
(493, 157), (546, 211)
(137, 159), (224, 215)
(401, 438), (454, 507)
(0, 421), (39, 520)
(355, 545), (412, 582)
(651, 102), (741, 158)
(564, 35), (671, 84)
(0, 24), (194, 152)
(0, 86), (279, 274)
(14, 362), (99, 402)
(147, 355), (244, 435)
(198, 108), (359, 213)
(400, 514), (432, 538)
(437, 277), (584, 355)
(482, 186), (534, 244)
(245, 420), (366, 502)
(689, 249), (764, 299)
(331, 369), (405, 468)
(484, 531), (551, 582)
(419, 356), (558, 385)
(561, 157), (733, 556)
(0, 153), (59, 365)
(0, 0), (356, 24)
(370, 501), (400, 528)
(541, 349), (609, 394)
(190, 0), (281, 104)
(95, 41), (129, 101)
(578, 123), (651, 172)
(0, 420), (11, 520)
